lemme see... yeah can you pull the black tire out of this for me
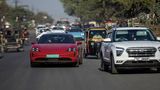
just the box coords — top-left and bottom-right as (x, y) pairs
(96, 52), (101, 59)
(79, 55), (83, 65)
(110, 55), (118, 74)
(73, 61), (79, 67)
(83, 51), (87, 58)
(100, 52), (108, 71)
(0, 46), (4, 58)
(17, 48), (24, 52)
(79, 50), (83, 64)
(157, 68), (160, 72)
(4, 48), (8, 53)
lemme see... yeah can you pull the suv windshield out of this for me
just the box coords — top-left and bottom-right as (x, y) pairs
(114, 29), (156, 42)
(38, 34), (75, 44)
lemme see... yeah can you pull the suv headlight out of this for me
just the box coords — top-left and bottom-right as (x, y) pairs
(116, 47), (124, 56)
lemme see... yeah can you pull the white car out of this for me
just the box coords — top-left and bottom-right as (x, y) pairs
(36, 31), (52, 41)
(51, 26), (66, 33)
(100, 27), (160, 74)
(35, 25), (46, 36)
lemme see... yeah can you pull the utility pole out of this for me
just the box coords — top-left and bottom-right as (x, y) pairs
(14, 0), (19, 8)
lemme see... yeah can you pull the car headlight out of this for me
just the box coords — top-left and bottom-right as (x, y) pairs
(67, 48), (76, 52)
(116, 47), (124, 56)
(32, 47), (39, 52)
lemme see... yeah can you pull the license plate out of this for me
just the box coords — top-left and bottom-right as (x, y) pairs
(46, 54), (59, 58)
(134, 57), (149, 61)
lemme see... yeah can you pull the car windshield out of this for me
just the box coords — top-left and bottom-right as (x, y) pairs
(89, 30), (106, 38)
(114, 29), (156, 42)
(38, 34), (75, 44)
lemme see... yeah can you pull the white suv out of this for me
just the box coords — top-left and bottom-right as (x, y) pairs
(100, 27), (160, 74)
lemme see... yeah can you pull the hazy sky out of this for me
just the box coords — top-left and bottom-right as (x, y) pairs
(7, 0), (75, 22)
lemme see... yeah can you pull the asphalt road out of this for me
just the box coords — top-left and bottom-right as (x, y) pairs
(0, 31), (160, 90)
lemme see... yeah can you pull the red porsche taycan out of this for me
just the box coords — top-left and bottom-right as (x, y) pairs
(30, 33), (82, 67)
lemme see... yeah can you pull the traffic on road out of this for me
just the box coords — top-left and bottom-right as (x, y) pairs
(1, 0), (160, 90)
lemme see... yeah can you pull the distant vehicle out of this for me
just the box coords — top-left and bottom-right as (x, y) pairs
(51, 26), (66, 33)
(67, 27), (84, 41)
(84, 27), (107, 58)
(100, 27), (160, 74)
(30, 33), (83, 67)
(3, 29), (24, 52)
(35, 25), (46, 36)
(36, 30), (52, 41)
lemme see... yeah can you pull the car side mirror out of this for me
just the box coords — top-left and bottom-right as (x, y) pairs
(103, 38), (111, 42)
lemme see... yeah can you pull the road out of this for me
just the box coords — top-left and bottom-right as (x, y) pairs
(0, 31), (160, 90)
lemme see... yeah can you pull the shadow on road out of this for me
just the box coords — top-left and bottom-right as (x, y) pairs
(98, 68), (160, 74)
(30, 63), (80, 68)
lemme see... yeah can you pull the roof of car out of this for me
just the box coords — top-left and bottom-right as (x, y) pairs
(113, 27), (149, 31)
(41, 32), (73, 37)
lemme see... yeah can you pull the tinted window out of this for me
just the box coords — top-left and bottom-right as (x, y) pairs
(114, 29), (156, 42)
(38, 34), (75, 44)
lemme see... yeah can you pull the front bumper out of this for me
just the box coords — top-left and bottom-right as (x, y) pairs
(30, 52), (78, 63)
(115, 60), (160, 69)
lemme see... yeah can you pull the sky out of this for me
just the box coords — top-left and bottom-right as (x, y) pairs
(7, 0), (76, 22)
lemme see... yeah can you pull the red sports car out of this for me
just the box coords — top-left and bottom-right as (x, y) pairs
(30, 33), (82, 67)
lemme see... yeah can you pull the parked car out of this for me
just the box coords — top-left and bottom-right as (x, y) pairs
(100, 27), (160, 74)
(84, 27), (107, 58)
(30, 33), (82, 67)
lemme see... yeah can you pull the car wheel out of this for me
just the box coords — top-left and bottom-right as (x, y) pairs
(100, 52), (108, 71)
(73, 61), (79, 67)
(83, 51), (87, 58)
(100, 60), (108, 71)
(0, 46), (4, 58)
(17, 48), (24, 52)
(79, 55), (83, 64)
(96, 52), (100, 59)
(4, 48), (8, 52)
(110, 55), (118, 74)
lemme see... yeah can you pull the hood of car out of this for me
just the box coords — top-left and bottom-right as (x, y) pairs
(113, 41), (160, 49)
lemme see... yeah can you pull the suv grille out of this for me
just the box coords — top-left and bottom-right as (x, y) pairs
(126, 47), (157, 57)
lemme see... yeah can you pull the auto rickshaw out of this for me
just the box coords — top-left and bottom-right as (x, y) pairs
(3, 28), (24, 52)
(84, 27), (107, 58)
